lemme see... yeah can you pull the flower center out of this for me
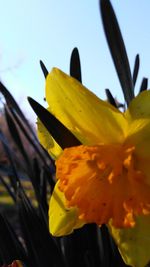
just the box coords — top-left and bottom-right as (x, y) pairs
(56, 144), (150, 228)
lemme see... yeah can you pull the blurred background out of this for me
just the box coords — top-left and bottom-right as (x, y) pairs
(0, 0), (150, 123)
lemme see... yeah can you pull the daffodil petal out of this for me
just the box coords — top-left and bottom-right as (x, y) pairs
(108, 215), (150, 267)
(125, 90), (150, 158)
(49, 181), (84, 236)
(46, 68), (127, 147)
(37, 115), (62, 159)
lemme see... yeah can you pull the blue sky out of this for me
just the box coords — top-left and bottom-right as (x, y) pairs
(0, 0), (150, 122)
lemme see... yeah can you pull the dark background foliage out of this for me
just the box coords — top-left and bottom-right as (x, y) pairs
(0, 0), (149, 266)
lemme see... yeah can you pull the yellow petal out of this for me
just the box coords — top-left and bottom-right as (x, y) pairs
(125, 90), (150, 158)
(37, 115), (62, 159)
(46, 68), (127, 146)
(49, 181), (84, 236)
(108, 215), (150, 267)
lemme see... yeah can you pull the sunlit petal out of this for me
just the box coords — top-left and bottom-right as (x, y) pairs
(37, 115), (62, 159)
(109, 215), (150, 267)
(125, 91), (150, 158)
(49, 181), (84, 236)
(46, 68), (127, 146)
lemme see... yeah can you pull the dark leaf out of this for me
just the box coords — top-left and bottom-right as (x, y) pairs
(5, 106), (31, 171)
(0, 82), (37, 140)
(0, 130), (21, 192)
(62, 224), (101, 267)
(39, 168), (49, 215)
(30, 158), (49, 219)
(70, 48), (82, 83)
(100, 225), (128, 267)
(105, 89), (117, 108)
(99, 225), (113, 267)
(0, 214), (26, 264)
(0, 175), (16, 203)
(18, 190), (65, 267)
(0, 165), (27, 180)
(100, 0), (134, 105)
(133, 54), (140, 87)
(11, 108), (55, 172)
(28, 97), (81, 149)
(42, 165), (55, 192)
(5, 106), (49, 210)
(40, 60), (49, 78)
(139, 77), (148, 93)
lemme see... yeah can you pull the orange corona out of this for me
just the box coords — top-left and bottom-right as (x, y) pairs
(56, 144), (150, 228)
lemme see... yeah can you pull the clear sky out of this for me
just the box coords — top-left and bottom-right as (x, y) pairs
(0, 0), (150, 123)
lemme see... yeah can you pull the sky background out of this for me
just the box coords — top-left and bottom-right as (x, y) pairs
(0, 0), (150, 123)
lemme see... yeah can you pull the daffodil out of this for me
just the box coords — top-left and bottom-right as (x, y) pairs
(38, 68), (150, 267)
(6, 260), (23, 267)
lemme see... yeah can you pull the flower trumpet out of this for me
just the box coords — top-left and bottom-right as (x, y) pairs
(38, 68), (150, 267)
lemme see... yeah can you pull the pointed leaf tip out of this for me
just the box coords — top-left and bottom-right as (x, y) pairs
(133, 54), (140, 87)
(105, 89), (117, 108)
(100, 0), (134, 105)
(139, 78), (148, 93)
(28, 97), (81, 149)
(40, 60), (49, 78)
(70, 47), (82, 83)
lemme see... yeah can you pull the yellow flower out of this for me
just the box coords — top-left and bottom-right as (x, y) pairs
(38, 68), (150, 267)
(6, 260), (23, 267)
